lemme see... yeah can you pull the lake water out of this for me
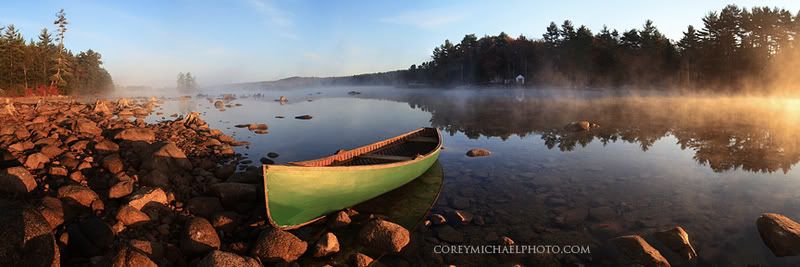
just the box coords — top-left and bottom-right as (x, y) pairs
(146, 86), (800, 266)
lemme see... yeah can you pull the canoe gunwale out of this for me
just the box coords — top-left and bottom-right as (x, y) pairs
(263, 127), (443, 230)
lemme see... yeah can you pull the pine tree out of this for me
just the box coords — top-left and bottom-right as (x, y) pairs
(50, 9), (69, 89)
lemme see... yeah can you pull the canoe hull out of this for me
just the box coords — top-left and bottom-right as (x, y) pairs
(264, 146), (441, 229)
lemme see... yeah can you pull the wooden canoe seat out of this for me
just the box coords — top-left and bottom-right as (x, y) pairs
(406, 136), (438, 143)
(359, 153), (413, 161)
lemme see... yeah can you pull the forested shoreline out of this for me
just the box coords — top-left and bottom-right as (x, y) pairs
(0, 9), (113, 96)
(326, 5), (800, 92)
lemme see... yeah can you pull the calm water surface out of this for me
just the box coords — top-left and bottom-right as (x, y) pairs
(147, 86), (800, 266)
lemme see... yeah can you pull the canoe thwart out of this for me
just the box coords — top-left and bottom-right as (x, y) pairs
(359, 153), (414, 161)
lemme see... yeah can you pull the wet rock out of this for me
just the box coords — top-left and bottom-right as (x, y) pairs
(358, 219), (410, 253)
(67, 215), (114, 257)
(247, 123), (268, 131)
(197, 250), (260, 267)
(0, 201), (60, 266)
(435, 225), (463, 243)
(127, 187), (168, 210)
(209, 183), (257, 208)
(181, 217), (221, 255)
(114, 128), (156, 142)
(451, 210), (473, 225)
(94, 139), (120, 153)
(37, 197), (65, 230)
(294, 115), (312, 120)
(75, 118), (103, 136)
(58, 185), (101, 209)
(430, 213), (447, 225)
(449, 197), (470, 209)
(187, 197), (224, 218)
(606, 235), (670, 267)
(108, 243), (158, 267)
(0, 166), (37, 193)
(260, 157), (274, 164)
(313, 232), (340, 257)
(102, 154), (125, 174)
(465, 148), (491, 157)
(267, 152), (279, 158)
(328, 210), (351, 229)
(653, 226), (697, 262)
(251, 228), (307, 263)
(757, 213), (800, 257)
(213, 164), (236, 180)
(24, 152), (50, 170)
(116, 205), (150, 226)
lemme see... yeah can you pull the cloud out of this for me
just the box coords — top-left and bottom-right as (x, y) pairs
(380, 8), (468, 29)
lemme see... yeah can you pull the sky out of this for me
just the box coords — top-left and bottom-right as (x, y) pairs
(2, 1), (799, 87)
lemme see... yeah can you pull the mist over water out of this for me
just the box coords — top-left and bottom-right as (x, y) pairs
(138, 85), (800, 266)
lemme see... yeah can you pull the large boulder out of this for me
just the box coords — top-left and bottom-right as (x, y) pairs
(37, 197), (65, 230)
(127, 187), (168, 210)
(757, 213), (800, 257)
(116, 205), (151, 226)
(250, 229), (307, 263)
(141, 142), (192, 174)
(186, 197), (224, 218)
(606, 235), (670, 267)
(196, 250), (260, 267)
(57, 185), (101, 210)
(180, 217), (220, 256)
(653, 226), (697, 263)
(209, 183), (257, 208)
(108, 244), (158, 267)
(0, 166), (37, 193)
(24, 152), (50, 170)
(0, 201), (60, 266)
(67, 215), (114, 257)
(113, 128), (155, 142)
(313, 232), (340, 257)
(74, 118), (103, 136)
(358, 219), (410, 253)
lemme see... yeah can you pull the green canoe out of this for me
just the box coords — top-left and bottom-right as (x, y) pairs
(263, 127), (443, 229)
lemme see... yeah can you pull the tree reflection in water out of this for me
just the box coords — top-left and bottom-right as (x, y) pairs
(383, 91), (800, 173)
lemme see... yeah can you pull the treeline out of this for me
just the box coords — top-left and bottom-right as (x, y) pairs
(406, 5), (800, 91)
(0, 9), (113, 96)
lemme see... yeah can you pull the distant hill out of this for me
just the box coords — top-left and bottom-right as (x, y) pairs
(229, 70), (409, 89)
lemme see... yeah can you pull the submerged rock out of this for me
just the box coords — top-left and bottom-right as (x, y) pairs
(358, 219), (410, 253)
(466, 148), (491, 157)
(757, 213), (800, 257)
(294, 115), (313, 120)
(250, 228), (307, 263)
